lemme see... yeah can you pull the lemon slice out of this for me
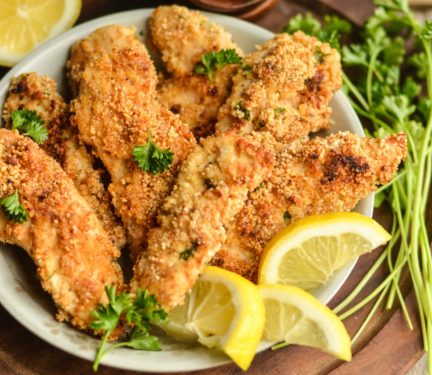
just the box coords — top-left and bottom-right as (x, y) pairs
(259, 284), (351, 361)
(0, 0), (82, 67)
(162, 266), (265, 370)
(258, 212), (390, 290)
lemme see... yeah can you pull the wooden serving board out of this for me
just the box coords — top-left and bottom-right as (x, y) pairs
(0, 1), (424, 374)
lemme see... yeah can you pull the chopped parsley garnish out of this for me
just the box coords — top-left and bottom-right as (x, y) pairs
(283, 211), (291, 222)
(194, 49), (242, 82)
(234, 101), (251, 121)
(90, 286), (167, 371)
(0, 190), (28, 224)
(11, 109), (48, 144)
(274, 107), (287, 115)
(133, 134), (174, 175)
(314, 46), (326, 63)
(179, 242), (198, 260)
(254, 182), (265, 192)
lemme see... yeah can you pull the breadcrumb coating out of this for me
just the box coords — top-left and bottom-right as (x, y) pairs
(211, 132), (407, 280)
(67, 25), (138, 96)
(0, 129), (123, 330)
(157, 71), (238, 139)
(70, 37), (195, 257)
(150, 5), (241, 76)
(216, 32), (342, 142)
(132, 132), (274, 309)
(2, 72), (126, 248)
(151, 5), (243, 138)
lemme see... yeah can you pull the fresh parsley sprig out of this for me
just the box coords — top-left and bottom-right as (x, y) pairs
(194, 49), (243, 82)
(284, 1), (432, 372)
(283, 13), (351, 50)
(90, 286), (167, 372)
(133, 134), (174, 175)
(11, 109), (48, 144)
(0, 190), (28, 224)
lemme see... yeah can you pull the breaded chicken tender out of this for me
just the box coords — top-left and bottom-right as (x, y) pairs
(151, 5), (243, 138)
(2, 73), (126, 248)
(151, 5), (241, 76)
(157, 73), (237, 139)
(70, 37), (195, 257)
(132, 132), (274, 309)
(0, 129), (123, 330)
(67, 25), (137, 96)
(216, 32), (342, 142)
(211, 132), (407, 280)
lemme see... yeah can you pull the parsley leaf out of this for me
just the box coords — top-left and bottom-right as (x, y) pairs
(421, 20), (432, 41)
(0, 190), (28, 224)
(283, 13), (351, 50)
(11, 109), (48, 144)
(133, 135), (174, 175)
(282, 13), (321, 36)
(194, 49), (242, 82)
(90, 286), (167, 371)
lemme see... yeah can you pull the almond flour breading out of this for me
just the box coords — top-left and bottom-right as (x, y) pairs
(0, 129), (123, 330)
(211, 131), (407, 280)
(2, 72), (126, 248)
(131, 132), (274, 310)
(216, 32), (342, 142)
(70, 39), (195, 257)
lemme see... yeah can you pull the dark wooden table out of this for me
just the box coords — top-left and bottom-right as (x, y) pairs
(0, 1), (424, 374)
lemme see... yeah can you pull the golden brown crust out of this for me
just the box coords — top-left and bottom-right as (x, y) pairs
(158, 70), (237, 139)
(70, 38), (196, 257)
(150, 5), (242, 77)
(215, 32), (342, 142)
(67, 25), (138, 96)
(0, 129), (123, 330)
(152, 5), (243, 139)
(211, 132), (407, 280)
(2, 72), (126, 248)
(131, 132), (274, 310)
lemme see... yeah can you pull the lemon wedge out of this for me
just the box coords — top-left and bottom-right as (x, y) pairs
(0, 0), (82, 67)
(259, 284), (352, 361)
(162, 266), (265, 371)
(258, 212), (391, 290)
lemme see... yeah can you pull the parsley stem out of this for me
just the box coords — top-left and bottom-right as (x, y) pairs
(366, 49), (381, 106)
(351, 283), (390, 344)
(93, 330), (111, 372)
(342, 72), (370, 111)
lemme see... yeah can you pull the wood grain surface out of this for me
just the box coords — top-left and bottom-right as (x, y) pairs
(0, 0), (424, 374)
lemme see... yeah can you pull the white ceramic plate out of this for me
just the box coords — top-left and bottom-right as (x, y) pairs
(0, 9), (372, 373)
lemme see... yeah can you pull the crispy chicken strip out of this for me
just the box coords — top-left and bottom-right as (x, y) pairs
(70, 39), (195, 257)
(0, 129), (123, 330)
(66, 25), (137, 96)
(131, 132), (274, 309)
(2, 72), (126, 248)
(211, 132), (407, 280)
(151, 5), (243, 138)
(216, 32), (342, 142)
(150, 5), (241, 76)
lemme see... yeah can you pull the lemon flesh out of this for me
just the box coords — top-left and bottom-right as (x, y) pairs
(259, 284), (352, 361)
(0, 0), (82, 66)
(162, 266), (265, 371)
(258, 212), (391, 290)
